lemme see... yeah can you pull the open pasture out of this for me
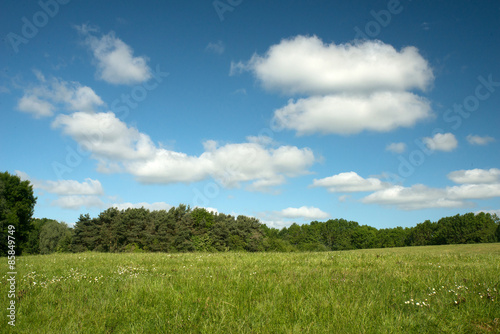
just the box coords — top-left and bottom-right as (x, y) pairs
(1, 244), (499, 333)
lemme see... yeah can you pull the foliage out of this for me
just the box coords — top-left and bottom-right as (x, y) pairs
(39, 220), (72, 254)
(0, 171), (36, 255)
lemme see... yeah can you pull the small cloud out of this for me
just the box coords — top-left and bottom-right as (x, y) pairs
(232, 88), (247, 95)
(17, 95), (55, 118)
(78, 26), (152, 85)
(423, 133), (458, 152)
(205, 41), (225, 55)
(312, 171), (389, 193)
(15, 171), (104, 195)
(466, 134), (495, 146)
(338, 194), (349, 202)
(278, 206), (330, 220)
(447, 168), (500, 184)
(386, 142), (407, 154)
(52, 195), (104, 210)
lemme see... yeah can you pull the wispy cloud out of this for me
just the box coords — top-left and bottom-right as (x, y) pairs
(466, 134), (495, 146)
(17, 71), (104, 118)
(205, 40), (225, 55)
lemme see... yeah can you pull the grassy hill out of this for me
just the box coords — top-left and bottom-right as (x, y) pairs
(1, 244), (499, 333)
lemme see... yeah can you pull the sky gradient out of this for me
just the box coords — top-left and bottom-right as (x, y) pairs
(1, 0), (499, 229)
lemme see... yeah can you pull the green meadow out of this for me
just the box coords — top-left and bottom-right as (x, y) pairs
(1, 244), (499, 333)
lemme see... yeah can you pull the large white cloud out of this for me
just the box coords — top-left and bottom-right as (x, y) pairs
(52, 111), (315, 190)
(311, 171), (389, 192)
(232, 35), (434, 135)
(232, 36), (433, 95)
(17, 73), (103, 117)
(81, 28), (152, 85)
(273, 92), (431, 135)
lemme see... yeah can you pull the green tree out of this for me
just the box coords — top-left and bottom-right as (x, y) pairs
(24, 218), (49, 254)
(0, 171), (37, 255)
(39, 220), (72, 254)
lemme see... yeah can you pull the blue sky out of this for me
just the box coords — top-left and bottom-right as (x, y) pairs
(1, 0), (499, 229)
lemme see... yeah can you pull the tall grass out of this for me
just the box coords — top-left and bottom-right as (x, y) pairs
(1, 244), (499, 333)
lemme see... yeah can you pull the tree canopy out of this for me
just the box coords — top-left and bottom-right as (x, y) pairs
(0, 171), (37, 255)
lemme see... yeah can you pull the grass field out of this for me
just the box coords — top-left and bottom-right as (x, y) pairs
(1, 244), (499, 333)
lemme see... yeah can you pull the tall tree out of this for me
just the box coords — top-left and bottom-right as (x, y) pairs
(39, 220), (72, 254)
(0, 171), (37, 255)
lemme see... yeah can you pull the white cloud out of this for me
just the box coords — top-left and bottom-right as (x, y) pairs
(15, 171), (103, 196)
(52, 111), (156, 161)
(363, 167), (500, 210)
(232, 36), (434, 135)
(311, 172), (389, 193)
(110, 202), (173, 211)
(52, 195), (104, 210)
(81, 28), (152, 85)
(423, 133), (458, 152)
(446, 183), (500, 200)
(466, 134), (495, 146)
(15, 171), (105, 210)
(386, 142), (407, 154)
(17, 95), (55, 118)
(362, 184), (466, 210)
(52, 111), (316, 190)
(447, 168), (500, 184)
(17, 74), (104, 117)
(41, 178), (104, 195)
(205, 40), (225, 55)
(232, 36), (433, 95)
(278, 206), (330, 220)
(273, 92), (431, 135)
(260, 219), (292, 230)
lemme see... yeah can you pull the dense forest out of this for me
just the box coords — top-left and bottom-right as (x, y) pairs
(1, 171), (500, 256)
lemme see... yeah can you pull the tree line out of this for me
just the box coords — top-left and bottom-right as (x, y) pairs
(1, 171), (499, 256)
